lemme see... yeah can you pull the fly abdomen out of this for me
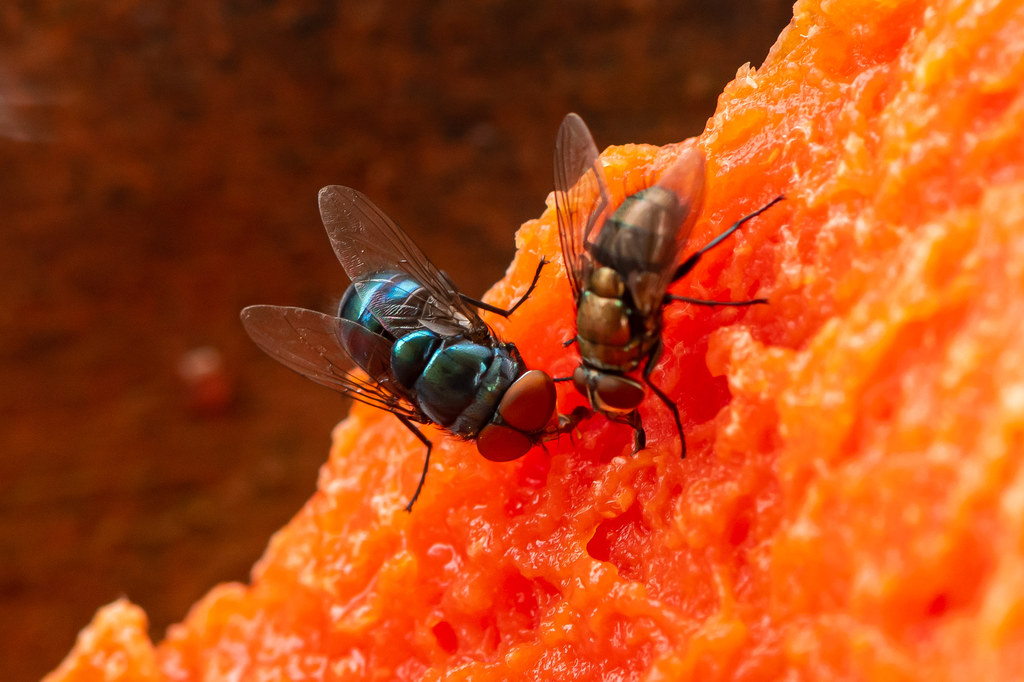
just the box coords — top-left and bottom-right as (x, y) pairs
(340, 271), (429, 336)
(390, 330), (443, 387)
(338, 284), (384, 338)
(338, 271), (429, 377)
(591, 186), (684, 274)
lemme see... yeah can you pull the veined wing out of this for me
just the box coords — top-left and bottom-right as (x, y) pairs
(318, 185), (486, 340)
(624, 140), (707, 316)
(240, 304), (423, 420)
(553, 113), (610, 304)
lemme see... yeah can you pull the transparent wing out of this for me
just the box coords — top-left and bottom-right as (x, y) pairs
(318, 185), (486, 339)
(624, 141), (707, 316)
(553, 113), (610, 305)
(240, 305), (424, 420)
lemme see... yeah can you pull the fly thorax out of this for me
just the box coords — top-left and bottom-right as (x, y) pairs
(589, 266), (625, 298)
(448, 345), (520, 438)
(577, 294), (631, 348)
(627, 270), (664, 318)
(414, 341), (496, 429)
(572, 366), (644, 416)
(577, 268), (630, 347)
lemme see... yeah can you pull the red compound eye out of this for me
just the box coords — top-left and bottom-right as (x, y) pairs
(496, 370), (556, 433)
(572, 367), (589, 396)
(477, 424), (532, 462)
(595, 375), (644, 412)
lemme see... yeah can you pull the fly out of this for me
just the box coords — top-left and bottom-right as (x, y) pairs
(553, 113), (783, 456)
(242, 186), (568, 511)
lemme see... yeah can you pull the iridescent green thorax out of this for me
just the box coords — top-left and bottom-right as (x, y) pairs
(414, 341), (516, 434)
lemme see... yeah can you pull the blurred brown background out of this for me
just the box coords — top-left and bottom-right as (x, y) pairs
(0, 2), (792, 680)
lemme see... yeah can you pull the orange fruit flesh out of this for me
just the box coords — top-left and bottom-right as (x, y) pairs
(46, 0), (1024, 679)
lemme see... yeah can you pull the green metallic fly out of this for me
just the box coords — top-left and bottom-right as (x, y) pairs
(242, 186), (572, 511)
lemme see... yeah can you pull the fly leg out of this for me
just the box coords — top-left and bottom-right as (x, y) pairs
(642, 338), (686, 459)
(665, 294), (768, 307)
(397, 415), (433, 512)
(460, 258), (548, 317)
(622, 409), (647, 454)
(672, 195), (784, 282)
(553, 405), (592, 447)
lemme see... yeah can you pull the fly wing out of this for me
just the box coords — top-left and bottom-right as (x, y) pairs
(624, 141), (707, 316)
(240, 304), (423, 420)
(318, 185), (486, 339)
(553, 113), (610, 305)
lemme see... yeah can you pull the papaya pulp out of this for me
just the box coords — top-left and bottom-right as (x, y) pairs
(46, 0), (1024, 679)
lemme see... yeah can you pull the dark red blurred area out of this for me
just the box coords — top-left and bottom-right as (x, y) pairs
(0, 2), (791, 679)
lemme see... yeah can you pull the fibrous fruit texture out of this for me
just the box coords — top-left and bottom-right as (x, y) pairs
(46, 0), (1024, 679)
